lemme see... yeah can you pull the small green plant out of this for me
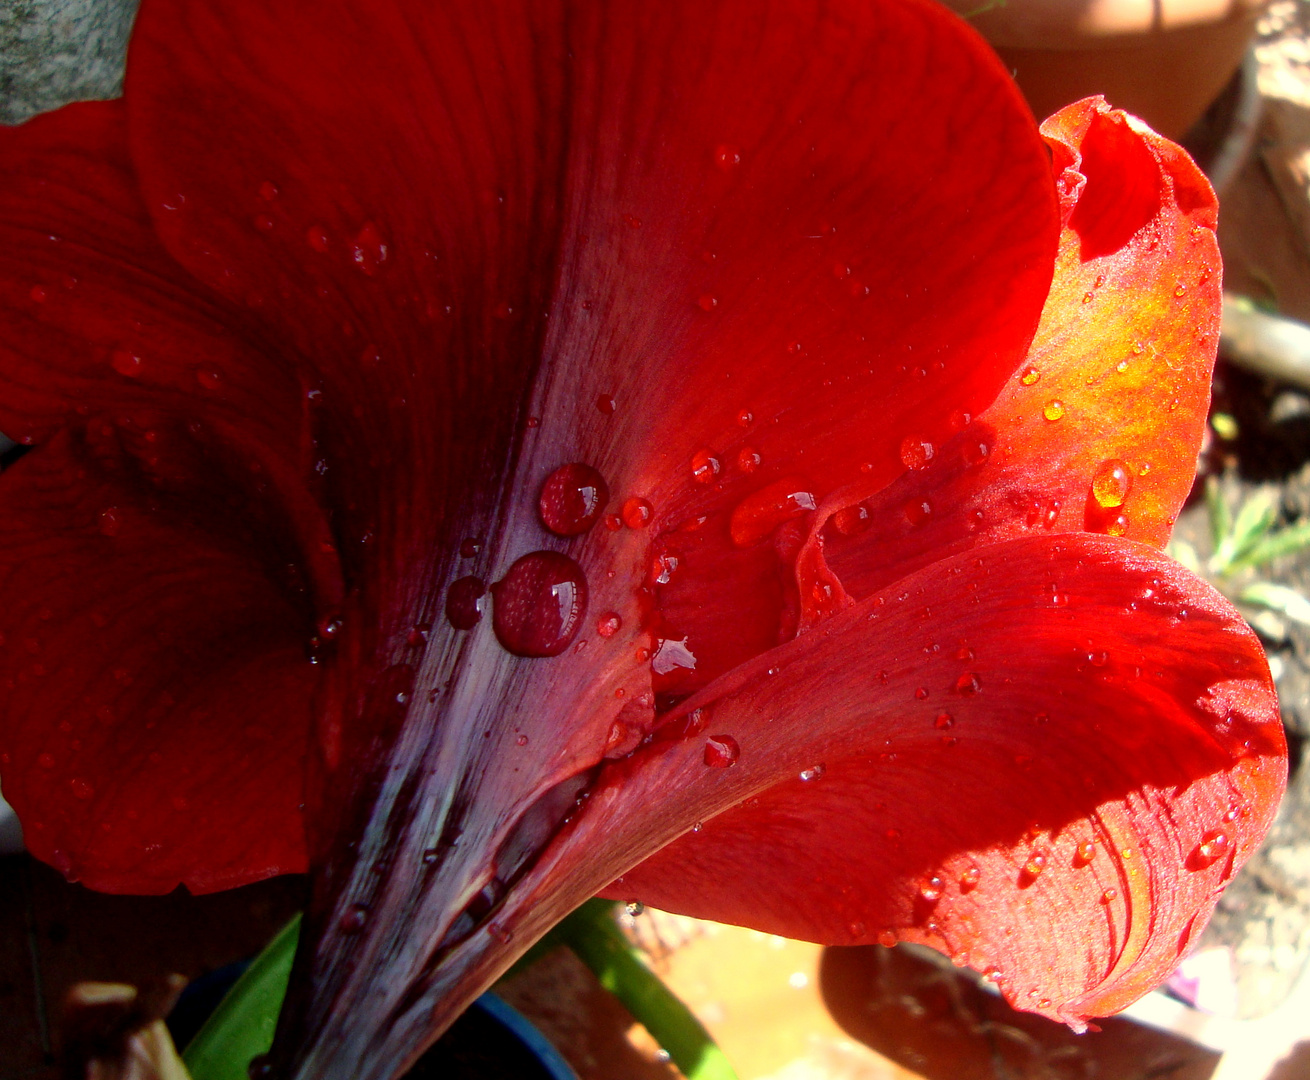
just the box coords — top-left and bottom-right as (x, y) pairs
(1169, 475), (1310, 637)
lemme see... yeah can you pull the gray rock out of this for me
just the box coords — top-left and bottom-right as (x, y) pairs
(0, 0), (137, 126)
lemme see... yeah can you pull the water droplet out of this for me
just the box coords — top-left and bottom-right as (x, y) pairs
(729, 480), (816, 546)
(460, 537), (483, 558)
(954, 671), (981, 695)
(69, 778), (94, 800)
(1023, 850), (1048, 877)
(97, 507), (121, 537)
(691, 449), (721, 484)
(959, 865), (981, 890)
(339, 903), (369, 933)
(407, 623), (430, 647)
(196, 367), (223, 392)
(899, 437), (934, 470)
(1195, 829), (1230, 866)
(982, 966), (1003, 983)
(596, 612), (622, 638)
(110, 349), (143, 377)
(306, 225), (330, 252)
(350, 221), (389, 275)
(539, 463), (609, 536)
(253, 214), (275, 233)
(489, 552), (587, 658)
(963, 439), (991, 466)
(1043, 400), (1065, 421)
(799, 763), (826, 782)
(829, 504), (868, 538)
(903, 499), (933, 526)
(1174, 283), (1186, 298)
(515, 734), (528, 747)
(697, 293), (718, 312)
(1020, 366), (1040, 385)
(247, 1054), (273, 1079)
(651, 636), (697, 675)
(919, 875), (944, 901)
(445, 575), (486, 630)
(1106, 513), (1129, 537)
(714, 144), (742, 170)
(737, 410), (754, 428)
(622, 497), (653, 529)
(422, 848), (439, 865)
(596, 394), (616, 415)
(603, 513), (622, 531)
(934, 712), (954, 729)
(848, 920), (867, 938)
(1101, 888), (1118, 903)
(1091, 459), (1132, 508)
(914, 687), (929, 701)
(1082, 290), (1094, 304)
(1075, 841), (1096, 865)
(737, 447), (761, 473)
(1088, 650), (1109, 668)
(703, 734), (740, 768)
(258, 180), (278, 201)
(877, 929), (897, 947)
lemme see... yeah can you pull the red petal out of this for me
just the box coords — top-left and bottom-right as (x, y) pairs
(520, 534), (1282, 1026)
(824, 99), (1221, 602)
(0, 431), (317, 893)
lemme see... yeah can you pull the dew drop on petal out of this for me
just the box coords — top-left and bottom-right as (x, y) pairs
(37, 752), (56, 769)
(737, 409), (753, 427)
(703, 734), (740, 768)
(799, 763), (826, 782)
(877, 929), (897, 948)
(1075, 841), (1096, 865)
(691, 450), (721, 484)
(350, 221), (389, 276)
(338, 903), (369, 934)
(954, 671), (981, 695)
(1091, 460), (1132, 509)
(97, 507), (121, 537)
(539, 463), (609, 536)
(1024, 850), (1048, 877)
(622, 497), (653, 529)
(1043, 400), (1065, 421)
(919, 875), (944, 902)
(934, 712), (954, 730)
(195, 367), (223, 392)
(959, 865), (981, 890)
(1101, 888), (1118, 903)
(737, 447), (761, 473)
(1195, 829), (1230, 866)
(69, 778), (94, 800)
(1020, 366), (1040, 385)
(697, 293), (718, 312)
(445, 576), (486, 630)
(111, 349), (143, 377)
(306, 225), (330, 253)
(1106, 513), (1129, 537)
(714, 144), (741, 170)
(832, 504), (870, 536)
(596, 612), (622, 638)
(491, 553), (587, 657)
(459, 537), (483, 558)
(899, 437), (934, 470)
(596, 394), (616, 415)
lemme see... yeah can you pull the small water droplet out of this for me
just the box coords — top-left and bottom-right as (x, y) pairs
(596, 393), (616, 415)
(737, 447), (761, 473)
(903, 499), (933, 526)
(1174, 283), (1186, 298)
(1043, 400), (1065, 421)
(459, 537), (483, 558)
(1091, 459), (1132, 508)
(491, 552), (587, 657)
(691, 449), (721, 484)
(1101, 888), (1118, 903)
(622, 497), (653, 529)
(697, 293), (718, 312)
(714, 143), (742, 170)
(422, 848), (439, 865)
(914, 687), (929, 700)
(596, 612), (622, 638)
(959, 865), (981, 890)
(69, 778), (94, 800)
(954, 672), (981, 695)
(799, 763), (826, 781)
(110, 349), (143, 377)
(247, 1054), (273, 1079)
(832, 504), (870, 536)
(934, 712), (954, 729)
(445, 575), (486, 630)
(603, 513), (622, 531)
(306, 224), (330, 252)
(848, 920), (867, 938)
(350, 221), (389, 275)
(1195, 829), (1230, 866)
(982, 966), (1003, 983)
(1106, 513), (1129, 537)
(1075, 841), (1096, 865)
(919, 875), (944, 901)
(515, 734), (528, 747)
(899, 437), (934, 470)
(962, 439), (991, 467)
(196, 367), (224, 392)
(729, 480), (816, 546)
(1088, 650), (1109, 667)
(97, 507), (121, 537)
(253, 214), (275, 233)
(703, 734), (740, 768)
(339, 903), (369, 933)
(877, 929), (897, 948)
(1023, 850), (1048, 877)
(737, 409), (754, 427)
(1020, 366), (1040, 385)
(539, 462), (609, 536)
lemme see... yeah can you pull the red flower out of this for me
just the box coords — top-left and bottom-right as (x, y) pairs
(0, 0), (1284, 1075)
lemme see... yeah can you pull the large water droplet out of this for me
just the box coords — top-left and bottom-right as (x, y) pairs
(730, 479), (816, 546)
(1195, 829), (1230, 866)
(1091, 459), (1132, 508)
(492, 552), (587, 657)
(539, 463), (608, 536)
(703, 734), (740, 768)
(899, 437), (934, 470)
(445, 576), (486, 630)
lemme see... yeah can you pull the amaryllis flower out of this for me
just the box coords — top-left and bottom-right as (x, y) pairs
(0, 0), (1285, 1076)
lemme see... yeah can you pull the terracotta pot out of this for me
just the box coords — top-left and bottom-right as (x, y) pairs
(940, 0), (1267, 138)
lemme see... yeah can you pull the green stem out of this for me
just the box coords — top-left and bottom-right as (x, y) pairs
(555, 901), (740, 1080)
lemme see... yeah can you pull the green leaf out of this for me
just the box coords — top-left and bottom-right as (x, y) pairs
(1240, 581), (1310, 626)
(557, 901), (740, 1080)
(1211, 487), (1279, 575)
(183, 915), (300, 1080)
(1205, 475), (1231, 555)
(1230, 518), (1310, 572)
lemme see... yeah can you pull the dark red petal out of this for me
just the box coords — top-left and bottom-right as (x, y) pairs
(0, 432), (317, 893)
(510, 534), (1282, 1026)
(823, 99), (1221, 602)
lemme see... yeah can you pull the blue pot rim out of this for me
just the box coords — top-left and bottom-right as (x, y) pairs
(472, 992), (579, 1080)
